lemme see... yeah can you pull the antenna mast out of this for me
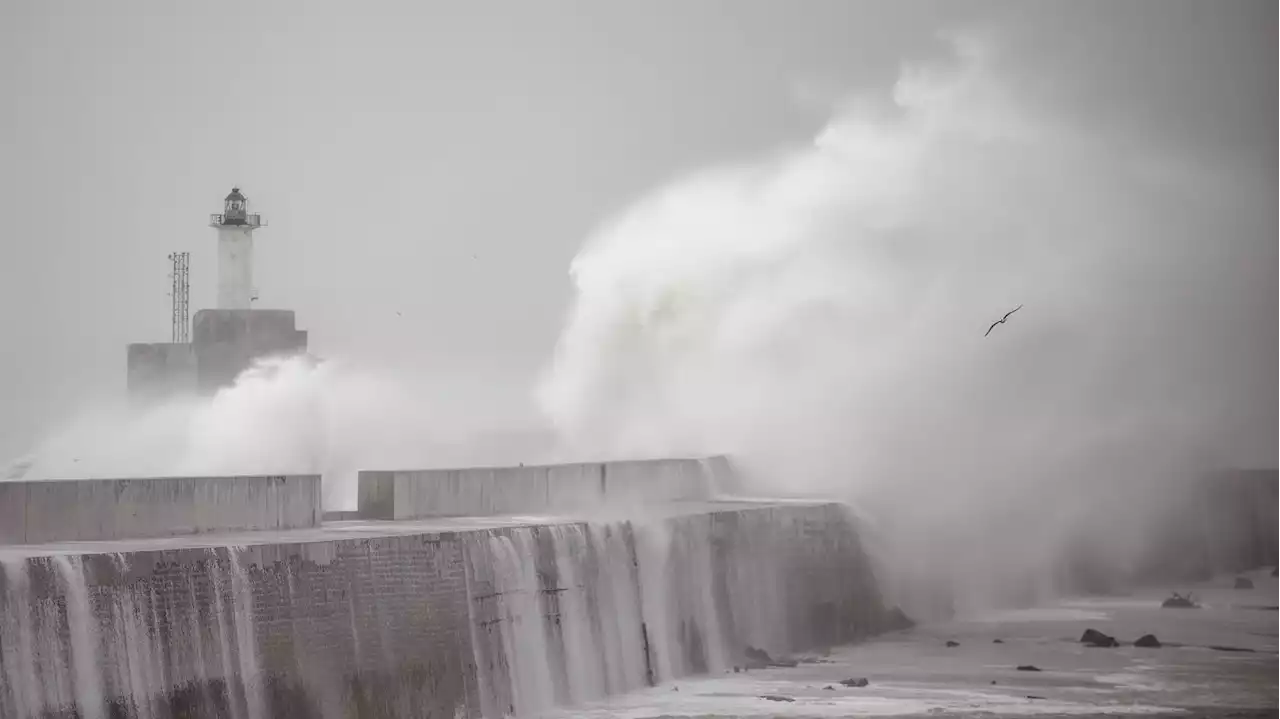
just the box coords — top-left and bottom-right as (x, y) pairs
(168, 251), (190, 343)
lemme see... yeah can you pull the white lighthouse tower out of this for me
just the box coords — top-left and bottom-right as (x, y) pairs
(209, 187), (266, 309)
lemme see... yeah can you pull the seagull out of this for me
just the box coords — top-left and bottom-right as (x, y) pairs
(985, 304), (1023, 337)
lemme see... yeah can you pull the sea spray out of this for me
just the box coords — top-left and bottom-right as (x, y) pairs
(11, 356), (553, 511)
(537, 32), (1274, 616)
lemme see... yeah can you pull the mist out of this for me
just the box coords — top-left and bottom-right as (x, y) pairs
(10, 356), (556, 510)
(537, 34), (1276, 616)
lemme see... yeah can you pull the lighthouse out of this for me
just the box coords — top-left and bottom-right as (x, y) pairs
(209, 187), (266, 309)
(126, 185), (306, 399)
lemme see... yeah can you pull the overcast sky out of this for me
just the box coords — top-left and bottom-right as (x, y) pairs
(0, 0), (1274, 461)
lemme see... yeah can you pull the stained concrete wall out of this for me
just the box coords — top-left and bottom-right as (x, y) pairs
(0, 474), (322, 544)
(192, 309), (308, 393)
(126, 342), (197, 399)
(0, 501), (886, 719)
(357, 456), (727, 520)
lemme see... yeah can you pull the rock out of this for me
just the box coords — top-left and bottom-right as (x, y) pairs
(1134, 634), (1162, 648)
(839, 677), (870, 688)
(1208, 645), (1255, 653)
(992, 639), (1004, 644)
(990, 680), (998, 685)
(769, 659), (799, 668)
(1161, 592), (1198, 609)
(1027, 695), (1047, 700)
(760, 695), (794, 703)
(1016, 665), (1042, 672)
(945, 640), (960, 648)
(883, 605), (916, 631)
(823, 685), (835, 691)
(1234, 577), (1255, 590)
(1080, 628), (1119, 647)
(733, 666), (741, 673)
(744, 646), (772, 669)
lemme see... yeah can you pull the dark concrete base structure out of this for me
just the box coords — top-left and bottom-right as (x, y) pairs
(126, 309), (309, 399)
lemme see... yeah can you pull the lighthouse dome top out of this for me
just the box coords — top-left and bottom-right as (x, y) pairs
(210, 186), (266, 229)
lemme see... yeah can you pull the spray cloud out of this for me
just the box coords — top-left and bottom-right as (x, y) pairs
(537, 35), (1275, 614)
(13, 356), (552, 510)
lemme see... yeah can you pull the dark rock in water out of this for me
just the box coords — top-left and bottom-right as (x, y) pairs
(1234, 577), (1255, 589)
(823, 685), (836, 691)
(883, 605), (916, 631)
(1016, 665), (1042, 672)
(945, 640), (960, 648)
(993, 639), (1004, 644)
(1161, 592), (1198, 609)
(1080, 628), (1119, 647)
(769, 659), (799, 668)
(990, 680), (998, 685)
(1208, 645), (1256, 653)
(839, 677), (870, 688)
(760, 695), (794, 703)
(744, 646), (772, 669)
(733, 666), (741, 673)
(1027, 695), (1047, 700)
(1134, 634), (1162, 648)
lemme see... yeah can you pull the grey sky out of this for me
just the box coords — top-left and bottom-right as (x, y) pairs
(0, 0), (1274, 461)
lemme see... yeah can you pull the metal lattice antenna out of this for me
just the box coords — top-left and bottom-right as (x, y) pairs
(168, 252), (190, 343)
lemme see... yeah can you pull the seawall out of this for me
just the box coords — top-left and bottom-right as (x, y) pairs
(0, 475), (322, 544)
(356, 456), (730, 519)
(0, 500), (886, 719)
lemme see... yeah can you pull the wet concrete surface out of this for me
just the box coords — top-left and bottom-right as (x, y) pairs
(545, 570), (1278, 718)
(0, 498), (826, 559)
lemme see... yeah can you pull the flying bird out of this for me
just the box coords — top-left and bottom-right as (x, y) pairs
(985, 304), (1023, 337)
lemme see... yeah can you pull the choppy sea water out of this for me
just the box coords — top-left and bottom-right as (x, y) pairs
(539, 573), (1279, 719)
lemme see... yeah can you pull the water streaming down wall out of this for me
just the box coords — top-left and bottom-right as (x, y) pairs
(464, 504), (886, 717)
(0, 502), (886, 718)
(0, 549), (267, 719)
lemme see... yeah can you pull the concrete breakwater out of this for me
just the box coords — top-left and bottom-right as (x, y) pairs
(0, 501), (887, 718)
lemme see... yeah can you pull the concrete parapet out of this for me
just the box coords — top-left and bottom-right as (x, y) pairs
(0, 474), (322, 545)
(357, 456), (727, 520)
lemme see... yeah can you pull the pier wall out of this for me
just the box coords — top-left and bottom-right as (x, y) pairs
(0, 501), (887, 719)
(357, 456), (730, 520)
(0, 475), (323, 544)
